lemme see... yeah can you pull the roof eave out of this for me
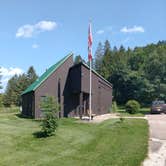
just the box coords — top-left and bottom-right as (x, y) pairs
(21, 53), (73, 95)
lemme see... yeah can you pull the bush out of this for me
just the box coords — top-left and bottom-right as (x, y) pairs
(0, 94), (3, 107)
(112, 101), (118, 113)
(119, 115), (125, 122)
(40, 96), (60, 137)
(125, 100), (140, 114)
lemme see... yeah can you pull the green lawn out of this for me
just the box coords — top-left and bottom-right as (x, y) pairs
(0, 112), (148, 166)
(117, 107), (150, 117)
(0, 106), (20, 113)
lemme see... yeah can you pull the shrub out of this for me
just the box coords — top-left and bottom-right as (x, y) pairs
(125, 100), (140, 114)
(0, 94), (3, 108)
(112, 101), (118, 113)
(40, 96), (60, 137)
(119, 115), (125, 122)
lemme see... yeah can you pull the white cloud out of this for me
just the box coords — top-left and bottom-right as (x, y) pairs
(35, 21), (56, 31)
(16, 20), (57, 38)
(96, 26), (113, 35)
(96, 30), (105, 34)
(0, 67), (23, 76)
(0, 67), (24, 92)
(16, 25), (34, 38)
(32, 43), (39, 49)
(120, 26), (145, 33)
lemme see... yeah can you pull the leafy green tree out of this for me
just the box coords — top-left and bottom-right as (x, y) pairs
(40, 96), (60, 136)
(95, 40), (166, 105)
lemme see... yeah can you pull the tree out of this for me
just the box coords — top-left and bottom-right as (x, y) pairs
(0, 68), (3, 107)
(94, 42), (104, 72)
(27, 66), (38, 85)
(0, 94), (3, 107)
(119, 45), (125, 53)
(3, 75), (19, 106)
(104, 40), (111, 53)
(74, 55), (86, 65)
(0, 67), (2, 90)
(100, 50), (111, 79)
(94, 40), (166, 105)
(3, 66), (38, 107)
(100, 40), (112, 78)
(40, 96), (60, 137)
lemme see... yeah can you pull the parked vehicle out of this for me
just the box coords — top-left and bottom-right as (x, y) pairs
(151, 100), (166, 114)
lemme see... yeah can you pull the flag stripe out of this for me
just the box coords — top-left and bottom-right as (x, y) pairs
(88, 23), (92, 61)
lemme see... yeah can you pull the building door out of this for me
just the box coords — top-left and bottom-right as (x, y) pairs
(83, 93), (89, 116)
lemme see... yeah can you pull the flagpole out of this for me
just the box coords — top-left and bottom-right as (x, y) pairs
(89, 57), (92, 121)
(88, 21), (92, 121)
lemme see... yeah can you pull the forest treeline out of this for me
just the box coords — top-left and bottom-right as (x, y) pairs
(0, 66), (38, 107)
(93, 40), (166, 105)
(0, 40), (166, 107)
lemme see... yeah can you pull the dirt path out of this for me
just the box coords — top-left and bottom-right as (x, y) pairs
(91, 113), (146, 123)
(79, 113), (146, 123)
(91, 113), (118, 123)
(143, 114), (166, 166)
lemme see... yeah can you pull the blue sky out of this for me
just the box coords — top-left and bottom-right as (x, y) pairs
(0, 0), (166, 91)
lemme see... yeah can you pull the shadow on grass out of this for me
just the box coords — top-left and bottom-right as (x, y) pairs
(33, 131), (55, 138)
(33, 131), (48, 138)
(15, 113), (33, 119)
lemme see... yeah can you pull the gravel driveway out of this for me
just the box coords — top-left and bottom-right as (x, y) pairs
(143, 114), (166, 166)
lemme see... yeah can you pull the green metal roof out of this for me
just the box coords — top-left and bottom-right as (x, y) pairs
(22, 53), (73, 95)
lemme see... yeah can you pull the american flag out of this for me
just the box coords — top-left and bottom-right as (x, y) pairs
(88, 23), (92, 61)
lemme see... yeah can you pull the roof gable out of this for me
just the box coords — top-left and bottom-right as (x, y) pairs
(72, 62), (112, 88)
(22, 53), (73, 95)
(82, 62), (112, 87)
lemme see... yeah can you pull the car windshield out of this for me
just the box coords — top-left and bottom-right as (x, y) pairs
(152, 101), (165, 106)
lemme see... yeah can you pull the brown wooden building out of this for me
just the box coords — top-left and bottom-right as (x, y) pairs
(22, 53), (112, 119)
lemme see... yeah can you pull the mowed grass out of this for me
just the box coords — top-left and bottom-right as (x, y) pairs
(117, 107), (150, 117)
(0, 112), (148, 166)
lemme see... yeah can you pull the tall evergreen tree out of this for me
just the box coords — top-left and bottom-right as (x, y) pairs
(74, 55), (86, 64)
(119, 45), (125, 53)
(100, 40), (111, 79)
(27, 66), (38, 85)
(3, 75), (18, 106)
(0, 67), (2, 90)
(0, 68), (3, 107)
(94, 42), (104, 73)
(3, 66), (38, 106)
(104, 40), (111, 53)
(112, 46), (118, 53)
